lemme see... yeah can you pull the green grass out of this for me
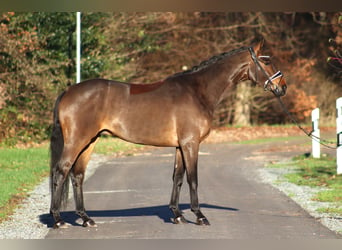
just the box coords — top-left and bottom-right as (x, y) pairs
(284, 155), (340, 188)
(93, 136), (143, 155)
(316, 207), (342, 214)
(269, 154), (342, 215)
(0, 146), (49, 220)
(0, 136), (142, 222)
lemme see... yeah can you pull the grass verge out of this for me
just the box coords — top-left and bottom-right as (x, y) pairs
(0, 136), (142, 222)
(0, 146), (49, 221)
(269, 154), (342, 215)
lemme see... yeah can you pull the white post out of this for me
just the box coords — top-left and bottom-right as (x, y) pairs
(336, 97), (342, 175)
(311, 108), (320, 158)
(76, 12), (81, 83)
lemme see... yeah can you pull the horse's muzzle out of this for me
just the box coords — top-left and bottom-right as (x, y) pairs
(273, 84), (287, 97)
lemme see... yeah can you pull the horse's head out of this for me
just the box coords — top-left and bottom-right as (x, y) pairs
(247, 41), (287, 97)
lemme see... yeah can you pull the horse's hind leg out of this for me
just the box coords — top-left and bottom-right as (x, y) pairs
(70, 139), (98, 227)
(50, 145), (82, 229)
(169, 147), (187, 224)
(50, 164), (70, 229)
(51, 130), (98, 228)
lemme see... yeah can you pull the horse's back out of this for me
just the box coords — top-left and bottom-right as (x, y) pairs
(59, 79), (127, 107)
(65, 79), (127, 96)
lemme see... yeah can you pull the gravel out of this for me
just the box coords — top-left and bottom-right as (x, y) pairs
(0, 154), (107, 239)
(258, 167), (342, 235)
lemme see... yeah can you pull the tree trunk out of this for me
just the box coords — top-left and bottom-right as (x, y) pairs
(233, 81), (251, 126)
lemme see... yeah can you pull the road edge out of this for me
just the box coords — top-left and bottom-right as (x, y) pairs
(258, 167), (342, 237)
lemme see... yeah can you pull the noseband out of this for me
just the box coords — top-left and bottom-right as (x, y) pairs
(248, 47), (283, 91)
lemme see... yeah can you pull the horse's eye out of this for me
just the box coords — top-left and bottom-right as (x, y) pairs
(258, 56), (271, 65)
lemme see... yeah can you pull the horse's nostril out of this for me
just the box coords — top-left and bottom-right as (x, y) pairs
(273, 85), (286, 97)
(282, 85), (287, 95)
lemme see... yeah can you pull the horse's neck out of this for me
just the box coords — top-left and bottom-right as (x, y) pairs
(194, 55), (249, 112)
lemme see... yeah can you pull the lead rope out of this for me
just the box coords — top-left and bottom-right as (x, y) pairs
(276, 96), (337, 149)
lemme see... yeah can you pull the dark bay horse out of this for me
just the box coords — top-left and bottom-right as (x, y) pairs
(50, 41), (287, 228)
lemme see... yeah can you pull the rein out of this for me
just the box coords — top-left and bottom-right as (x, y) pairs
(248, 47), (337, 150)
(276, 96), (337, 149)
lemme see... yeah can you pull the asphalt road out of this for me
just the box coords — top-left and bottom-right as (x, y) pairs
(43, 139), (341, 239)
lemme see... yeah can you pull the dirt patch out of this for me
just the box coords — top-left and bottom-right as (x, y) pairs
(205, 126), (335, 144)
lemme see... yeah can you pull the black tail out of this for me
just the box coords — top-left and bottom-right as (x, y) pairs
(50, 91), (70, 209)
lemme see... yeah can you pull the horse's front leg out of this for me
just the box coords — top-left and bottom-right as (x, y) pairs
(180, 141), (210, 226)
(169, 147), (187, 224)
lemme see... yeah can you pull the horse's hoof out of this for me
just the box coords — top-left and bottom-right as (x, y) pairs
(172, 216), (188, 224)
(82, 219), (97, 228)
(53, 220), (68, 229)
(196, 217), (210, 226)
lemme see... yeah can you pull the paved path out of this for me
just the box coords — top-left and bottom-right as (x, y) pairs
(43, 139), (341, 239)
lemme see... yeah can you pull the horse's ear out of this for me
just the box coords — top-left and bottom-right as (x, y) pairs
(253, 39), (264, 56)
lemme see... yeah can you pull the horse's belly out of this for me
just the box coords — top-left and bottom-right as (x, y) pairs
(108, 114), (179, 147)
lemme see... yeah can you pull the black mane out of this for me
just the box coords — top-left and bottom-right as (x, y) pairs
(169, 46), (249, 78)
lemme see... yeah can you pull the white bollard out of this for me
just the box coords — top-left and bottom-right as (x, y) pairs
(311, 108), (320, 158)
(336, 97), (342, 175)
